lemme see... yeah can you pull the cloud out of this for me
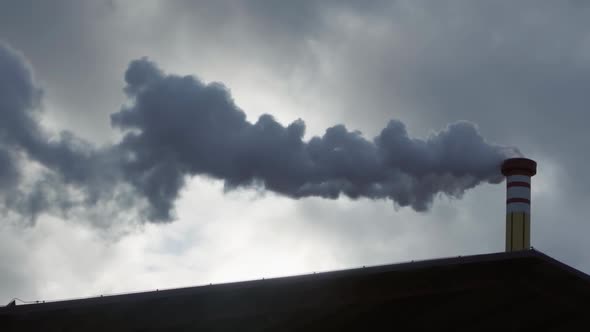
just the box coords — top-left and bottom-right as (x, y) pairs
(0, 147), (19, 188)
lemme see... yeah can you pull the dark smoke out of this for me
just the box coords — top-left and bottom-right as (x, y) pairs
(0, 44), (520, 224)
(0, 44), (125, 224)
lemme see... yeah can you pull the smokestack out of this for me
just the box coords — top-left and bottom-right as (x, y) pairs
(502, 158), (537, 252)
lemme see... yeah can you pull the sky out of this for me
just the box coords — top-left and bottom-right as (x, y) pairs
(1, 0), (589, 303)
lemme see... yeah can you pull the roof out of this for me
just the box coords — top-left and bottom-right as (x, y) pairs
(1, 249), (590, 331)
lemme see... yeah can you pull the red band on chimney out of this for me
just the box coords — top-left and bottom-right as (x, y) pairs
(507, 181), (531, 188)
(507, 198), (530, 204)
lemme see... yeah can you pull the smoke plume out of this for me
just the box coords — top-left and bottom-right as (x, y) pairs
(0, 43), (520, 224)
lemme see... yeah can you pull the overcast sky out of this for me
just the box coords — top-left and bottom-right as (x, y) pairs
(1, 0), (590, 304)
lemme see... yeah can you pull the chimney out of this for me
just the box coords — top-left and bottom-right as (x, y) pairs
(501, 158), (537, 252)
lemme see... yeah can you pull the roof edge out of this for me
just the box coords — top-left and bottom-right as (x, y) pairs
(2, 249), (586, 314)
(529, 248), (590, 282)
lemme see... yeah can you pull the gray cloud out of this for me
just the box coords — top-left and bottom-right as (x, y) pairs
(0, 147), (19, 188)
(0, 1), (122, 142)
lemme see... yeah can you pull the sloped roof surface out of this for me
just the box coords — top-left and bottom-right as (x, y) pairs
(1, 249), (589, 331)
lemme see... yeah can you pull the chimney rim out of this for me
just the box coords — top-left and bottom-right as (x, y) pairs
(502, 157), (537, 177)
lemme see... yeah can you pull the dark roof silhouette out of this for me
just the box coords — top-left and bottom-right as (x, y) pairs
(1, 249), (589, 331)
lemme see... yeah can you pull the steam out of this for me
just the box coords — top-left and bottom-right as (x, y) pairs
(0, 43), (520, 224)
